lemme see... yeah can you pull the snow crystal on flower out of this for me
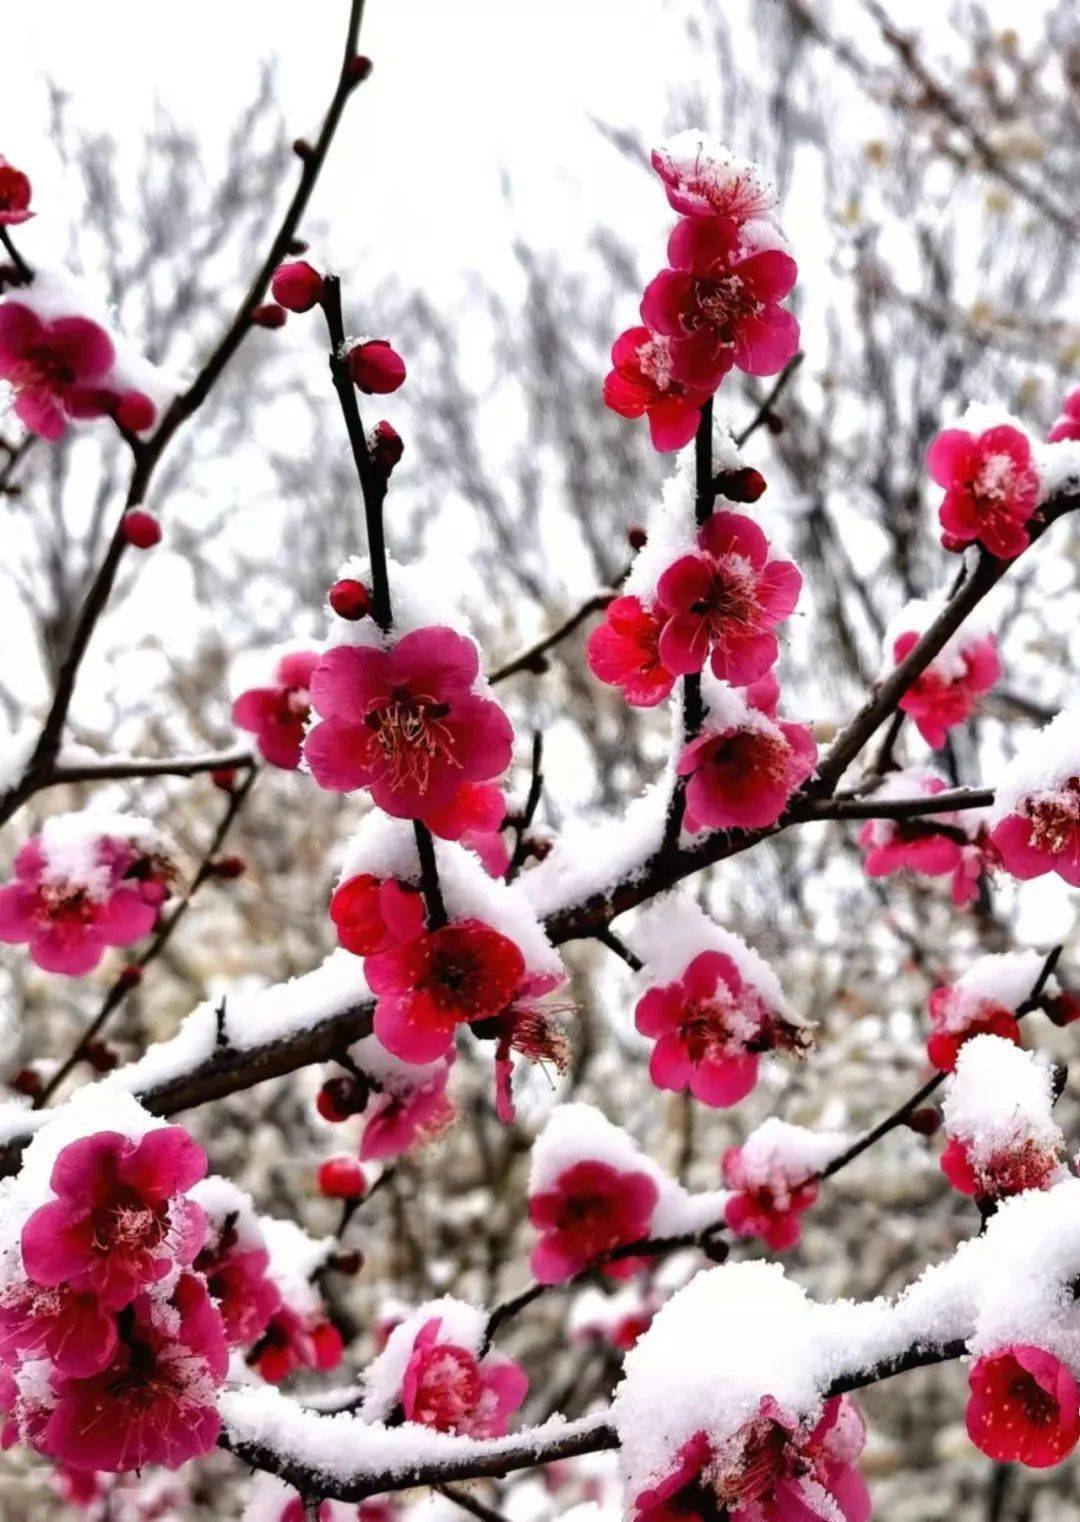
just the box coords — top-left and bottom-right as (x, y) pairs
(630, 892), (788, 1014)
(989, 705), (1080, 823)
(942, 1035), (1060, 1169)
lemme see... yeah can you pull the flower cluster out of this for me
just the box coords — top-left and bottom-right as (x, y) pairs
(631, 1396), (870, 1522)
(0, 1124), (226, 1473)
(604, 134), (798, 451)
(884, 599), (1000, 749)
(0, 813), (172, 976)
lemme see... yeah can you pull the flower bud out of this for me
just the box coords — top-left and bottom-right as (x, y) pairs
(369, 420), (404, 480)
(0, 158), (33, 225)
(330, 1248), (364, 1275)
(905, 1107), (941, 1137)
(115, 964), (144, 994)
(347, 339), (406, 395)
(716, 467), (767, 503)
(765, 411), (784, 435)
(115, 391), (156, 433)
(292, 137), (315, 161)
(12, 1068), (41, 1098)
(627, 525), (648, 550)
(86, 1039), (119, 1073)
(316, 1075), (368, 1122)
(251, 303), (287, 329)
(1046, 992), (1080, 1028)
(211, 767), (237, 792)
(209, 855), (246, 880)
(121, 510), (162, 549)
(271, 260), (325, 313)
(329, 578), (372, 621)
(318, 1155), (367, 1199)
(346, 55), (373, 84)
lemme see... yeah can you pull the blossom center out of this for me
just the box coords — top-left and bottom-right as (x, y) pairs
(690, 272), (761, 337)
(1027, 783), (1080, 855)
(365, 687), (458, 794)
(412, 1346), (482, 1430)
(637, 334), (677, 393)
(11, 345), (76, 395)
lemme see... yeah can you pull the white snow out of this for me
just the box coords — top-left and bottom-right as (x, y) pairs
(33, 808), (164, 897)
(989, 705), (1080, 822)
(936, 949), (1052, 1029)
(729, 1119), (850, 1185)
(629, 892), (789, 1015)
(941, 1034), (1062, 1170)
(359, 1296), (487, 1422)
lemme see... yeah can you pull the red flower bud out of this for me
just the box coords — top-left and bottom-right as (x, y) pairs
(114, 391), (156, 433)
(716, 467), (767, 503)
(12, 1068), (41, 1098)
(121, 510), (162, 549)
(329, 578), (372, 621)
(369, 420), (404, 480)
(209, 855), (246, 880)
(286, 237), (309, 256)
(346, 55), (373, 84)
(318, 1155), (367, 1200)
(1046, 992), (1080, 1028)
(905, 1107), (942, 1137)
(292, 137), (315, 161)
(627, 525), (648, 550)
(765, 411), (784, 435)
(211, 767), (237, 792)
(330, 1248), (364, 1275)
(115, 964), (143, 994)
(316, 1075), (367, 1123)
(85, 1039), (119, 1073)
(347, 339), (406, 395)
(271, 260), (325, 313)
(252, 303), (287, 329)
(0, 159), (33, 225)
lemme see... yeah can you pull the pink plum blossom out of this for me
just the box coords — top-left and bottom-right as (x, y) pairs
(641, 218), (799, 390)
(892, 628), (1001, 749)
(927, 424), (1039, 560)
(966, 1345), (1080, 1467)
(360, 1061), (456, 1161)
(484, 971), (571, 1124)
(21, 1128), (207, 1311)
(194, 1215), (281, 1350)
(603, 326), (714, 451)
(678, 717), (816, 833)
(330, 872), (426, 957)
(722, 1144), (818, 1250)
(1049, 389), (1080, 443)
(651, 136), (777, 224)
(401, 1316), (527, 1438)
(991, 780), (1080, 887)
(253, 1305), (343, 1384)
(423, 781), (510, 876)
(0, 1277), (117, 1378)
(304, 627), (513, 822)
(529, 1159), (658, 1284)
(655, 511), (801, 683)
(232, 649), (321, 770)
(940, 1134), (1061, 1204)
(0, 302), (116, 440)
(634, 951), (768, 1107)
(587, 594), (676, 707)
(926, 983), (1021, 1074)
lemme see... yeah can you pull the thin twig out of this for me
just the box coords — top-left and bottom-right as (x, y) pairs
(489, 586), (626, 685)
(506, 731), (544, 881)
(46, 748), (253, 786)
(734, 353), (804, 450)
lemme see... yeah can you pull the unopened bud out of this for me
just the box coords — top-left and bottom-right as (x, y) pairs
(12, 1068), (41, 1097)
(86, 1039), (119, 1073)
(115, 391), (156, 433)
(348, 339), (406, 395)
(209, 855), (246, 880)
(292, 137), (315, 161)
(251, 303), (287, 329)
(121, 510), (162, 549)
(905, 1107), (941, 1137)
(271, 260), (325, 313)
(115, 964), (143, 994)
(627, 525), (647, 550)
(316, 1075), (368, 1122)
(329, 578), (372, 621)
(211, 767), (237, 793)
(346, 55), (373, 84)
(369, 420), (404, 480)
(715, 467), (767, 503)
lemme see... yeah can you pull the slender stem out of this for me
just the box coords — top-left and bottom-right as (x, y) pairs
(45, 748), (253, 786)
(506, 731), (544, 881)
(734, 353), (803, 450)
(489, 585), (624, 685)
(414, 821), (447, 930)
(0, 226), (33, 284)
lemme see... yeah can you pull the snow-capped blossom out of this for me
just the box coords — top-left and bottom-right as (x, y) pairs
(655, 511), (801, 684)
(587, 595), (675, 707)
(365, 918), (526, 1063)
(1049, 389), (1080, 444)
(43, 1273), (227, 1473)
(0, 158), (33, 224)
(329, 872), (425, 956)
(401, 1316), (527, 1438)
(886, 601), (1001, 748)
(232, 648), (321, 770)
(0, 817), (170, 976)
(603, 326), (714, 452)
(924, 951), (1047, 1073)
(651, 133), (777, 225)
(630, 1396), (870, 1522)
(21, 1128), (206, 1311)
(0, 302), (117, 440)
(677, 705), (816, 833)
(989, 708), (1080, 886)
(252, 1303), (343, 1384)
(529, 1160), (658, 1284)
(641, 218), (799, 391)
(927, 423), (1039, 560)
(858, 767), (981, 904)
(966, 1345), (1080, 1467)
(304, 627), (513, 822)
(940, 1036), (1064, 1205)
(720, 1120), (842, 1250)
(635, 951), (766, 1108)
(423, 781), (511, 877)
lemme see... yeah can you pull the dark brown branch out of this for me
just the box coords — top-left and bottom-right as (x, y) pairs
(46, 748), (254, 786)
(0, 226), (33, 285)
(734, 353), (803, 450)
(489, 589), (622, 685)
(506, 731), (544, 881)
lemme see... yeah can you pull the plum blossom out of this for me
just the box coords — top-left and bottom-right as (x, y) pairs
(0, 819), (170, 976)
(654, 511), (801, 684)
(0, 302), (117, 440)
(858, 768), (987, 906)
(365, 918), (526, 1063)
(21, 1128), (207, 1310)
(360, 1060), (455, 1161)
(423, 781), (510, 876)
(329, 872), (425, 957)
(966, 1345), (1080, 1467)
(651, 133), (777, 225)
(722, 1142), (818, 1251)
(923, 951), (1045, 1073)
(0, 158), (33, 224)
(635, 951), (769, 1108)
(44, 1274), (227, 1473)
(603, 326), (713, 452)
(401, 1316), (527, 1437)
(641, 218), (799, 391)
(1048, 388), (1080, 443)
(252, 1303), (343, 1384)
(888, 612), (1001, 749)
(0, 1277), (117, 1378)
(304, 627), (513, 822)
(988, 708), (1080, 885)
(927, 423), (1039, 560)
(479, 970), (572, 1124)
(191, 1202), (281, 1350)
(677, 704), (816, 834)
(232, 649), (321, 770)
(631, 1396), (870, 1522)
(587, 594), (675, 707)
(940, 1036), (1064, 1205)
(529, 1159), (658, 1284)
